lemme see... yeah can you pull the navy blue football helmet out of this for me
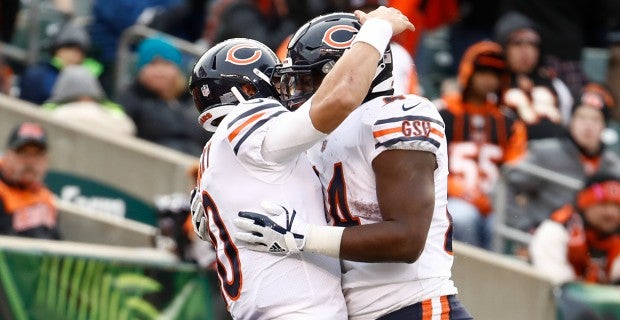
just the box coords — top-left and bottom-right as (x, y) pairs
(189, 38), (280, 132)
(276, 12), (394, 110)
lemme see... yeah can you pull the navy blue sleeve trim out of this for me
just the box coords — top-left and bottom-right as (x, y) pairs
(232, 110), (286, 154)
(375, 115), (445, 128)
(227, 102), (283, 129)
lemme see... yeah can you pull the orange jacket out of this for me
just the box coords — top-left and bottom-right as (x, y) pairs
(551, 205), (620, 284)
(0, 171), (58, 239)
(439, 93), (527, 214)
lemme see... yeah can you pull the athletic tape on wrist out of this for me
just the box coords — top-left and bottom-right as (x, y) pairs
(351, 18), (393, 57)
(303, 225), (345, 258)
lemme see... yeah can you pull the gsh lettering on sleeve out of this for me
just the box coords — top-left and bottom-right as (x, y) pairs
(402, 120), (431, 137)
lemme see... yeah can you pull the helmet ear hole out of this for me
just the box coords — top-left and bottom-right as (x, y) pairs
(240, 83), (258, 98)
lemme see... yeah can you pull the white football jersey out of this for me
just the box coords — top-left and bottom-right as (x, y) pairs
(197, 98), (347, 319)
(307, 95), (458, 319)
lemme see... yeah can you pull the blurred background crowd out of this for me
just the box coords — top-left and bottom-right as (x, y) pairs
(1, 0), (620, 319)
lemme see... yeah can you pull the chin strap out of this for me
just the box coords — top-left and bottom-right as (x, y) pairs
(230, 87), (247, 103)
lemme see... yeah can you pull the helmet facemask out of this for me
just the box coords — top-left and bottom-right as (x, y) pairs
(274, 12), (395, 110)
(274, 58), (331, 110)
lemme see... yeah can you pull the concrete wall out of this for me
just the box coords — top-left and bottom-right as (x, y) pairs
(57, 200), (157, 247)
(452, 242), (557, 320)
(1, 94), (559, 318)
(0, 94), (198, 204)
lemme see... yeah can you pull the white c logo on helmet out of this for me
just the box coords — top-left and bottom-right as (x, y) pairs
(225, 44), (263, 65)
(322, 25), (357, 49)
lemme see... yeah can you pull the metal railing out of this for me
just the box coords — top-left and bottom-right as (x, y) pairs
(0, 0), (45, 65)
(114, 24), (206, 95)
(492, 162), (583, 253)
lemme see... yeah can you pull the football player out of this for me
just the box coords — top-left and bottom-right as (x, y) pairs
(189, 7), (414, 319)
(234, 12), (472, 320)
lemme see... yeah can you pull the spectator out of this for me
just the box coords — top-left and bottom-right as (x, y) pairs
(115, 37), (210, 156)
(203, 0), (300, 50)
(18, 21), (102, 105)
(495, 11), (573, 139)
(447, 0), (502, 76)
(0, 122), (60, 240)
(502, 0), (608, 99)
(608, 0), (620, 120)
(348, 0), (420, 95)
(435, 41), (528, 249)
(387, 0), (458, 56)
(89, 0), (182, 93)
(529, 172), (620, 285)
(0, 0), (20, 43)
(503, 83), (620, 234)
(42, 65), (136, 136)
(0, 55), (14, 95)
(146, 0), (210, 43)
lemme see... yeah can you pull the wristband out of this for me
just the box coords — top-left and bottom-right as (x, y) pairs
(351, 18), (393, 56)
(303, 225), (345, 258)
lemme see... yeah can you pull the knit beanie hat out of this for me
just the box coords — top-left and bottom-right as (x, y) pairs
(572, 83), (616, 122)
(494, 11), (539, 46)
(51, 22), (91, 53)
(577, 172), (620, 210)
(458, 41), (505, 89)
(135, 37), (183, 71)
(48, 65), (105, 103)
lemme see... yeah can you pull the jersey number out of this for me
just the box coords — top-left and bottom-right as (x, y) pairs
(203, 191), (242, 300)
(449, 142), (502, 193)
(326, 163), (360, 227)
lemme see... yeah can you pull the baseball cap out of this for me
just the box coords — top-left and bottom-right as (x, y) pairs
(6, 122), (48, 151)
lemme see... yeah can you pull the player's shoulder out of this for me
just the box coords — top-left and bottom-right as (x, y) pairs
(220, 98), (288, 154)
(223, 98), (286, 131)
(364, 94), (444, 127)
(225, 98), (286, 125)
(368, 94), (446, 152)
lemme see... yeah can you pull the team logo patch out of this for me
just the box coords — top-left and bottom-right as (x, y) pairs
(225, 44), (263, 65)
(322, 25), (357, 49)
(201, 84), (210, 97)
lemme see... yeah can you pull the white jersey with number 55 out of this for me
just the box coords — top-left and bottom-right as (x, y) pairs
(307, 95), (458, 319)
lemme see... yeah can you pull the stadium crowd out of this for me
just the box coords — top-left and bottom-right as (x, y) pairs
(1, 0), (620, 318)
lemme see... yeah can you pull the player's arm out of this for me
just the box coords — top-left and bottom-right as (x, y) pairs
(234, 150), (436, 262)
(261, 7), (414, 163)
(309, 7), (412, 133)
(339, 150), (435, 262)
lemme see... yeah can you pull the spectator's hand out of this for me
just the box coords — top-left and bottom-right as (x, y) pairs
(355, 6), (415, 35)
(190, 187), (208, 241)
(234, 201), (307, 255)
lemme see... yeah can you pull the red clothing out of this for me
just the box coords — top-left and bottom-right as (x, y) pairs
(439, 93), (527, 214)
(551, 205), (620, 284)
